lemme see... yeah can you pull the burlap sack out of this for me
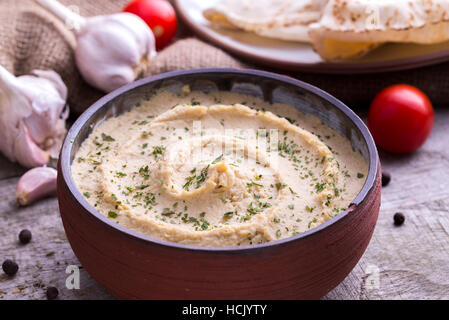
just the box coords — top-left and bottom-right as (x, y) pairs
(1, 0), (448, 116)
(0, 0), (245, 115)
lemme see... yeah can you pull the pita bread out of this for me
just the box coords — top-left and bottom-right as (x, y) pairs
(309, 0), (449, 60)
(203, 0), (326, 42)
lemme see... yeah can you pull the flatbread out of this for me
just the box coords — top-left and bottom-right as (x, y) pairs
(204, 0), (449, 61)
(309, 0), (449, 60)
(203, 0), (326, 42)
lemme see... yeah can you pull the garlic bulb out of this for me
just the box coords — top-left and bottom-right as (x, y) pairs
(0, 66), (68, 168)
(36, 0), (157, 92)
(16, 167), (57, 206)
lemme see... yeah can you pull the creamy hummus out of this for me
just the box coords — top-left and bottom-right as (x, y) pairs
(72, 90), (368, 247)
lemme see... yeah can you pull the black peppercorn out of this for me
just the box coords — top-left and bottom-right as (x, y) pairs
(18, 229), (32, 244)
(382, 172), (391, 187)
(394, 212), (405, 226)
(2, 259), (19, 276)
(46, 286), (59, 300)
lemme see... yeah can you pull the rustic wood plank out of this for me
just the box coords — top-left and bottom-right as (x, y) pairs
(0, 176), (112, 300)
(0, 156), (27, 180)
(1, 107), (448, 300)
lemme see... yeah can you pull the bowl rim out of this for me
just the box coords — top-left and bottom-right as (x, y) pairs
(60, 68), (379, 253)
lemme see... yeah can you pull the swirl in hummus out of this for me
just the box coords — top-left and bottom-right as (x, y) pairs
(72, 90), (368, 247)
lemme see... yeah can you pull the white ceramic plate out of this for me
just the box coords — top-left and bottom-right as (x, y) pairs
(174, 0), (449, 74)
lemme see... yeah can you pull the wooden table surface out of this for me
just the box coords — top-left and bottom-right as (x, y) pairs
(1, 105), (448, 300)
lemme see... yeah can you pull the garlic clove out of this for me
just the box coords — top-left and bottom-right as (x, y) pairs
(0, 65), (68, 167)
(14, 122), (50, 168)
(16, 167), (57, 206)
(19, 71), (68, 145)
(35, 0), (157, 93)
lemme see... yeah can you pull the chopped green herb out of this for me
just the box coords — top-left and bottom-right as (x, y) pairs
(183, 174), (195, 190)
(101, 133), (115, 142)
(223, 211), (234, 219)
(195, 165), (209, 188)
(108, 211), (118, 218)
(200, 219), (209, 230)
(152, 146), (165, 159)
(315, 183), (325, 193)
(161, 208), (175, 216)
(247, 181), (263, 188)
(212, 154), (224, 164)
(275, 182), (287, 191)
(247, 202), (263, 215)
(305, 205), (314, 213)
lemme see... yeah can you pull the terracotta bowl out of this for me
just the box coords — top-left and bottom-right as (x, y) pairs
(57, 69), (381, 299)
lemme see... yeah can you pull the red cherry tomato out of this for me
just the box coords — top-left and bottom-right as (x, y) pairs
(123, 0), (177, 50)
(368, 84), (434, 154)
